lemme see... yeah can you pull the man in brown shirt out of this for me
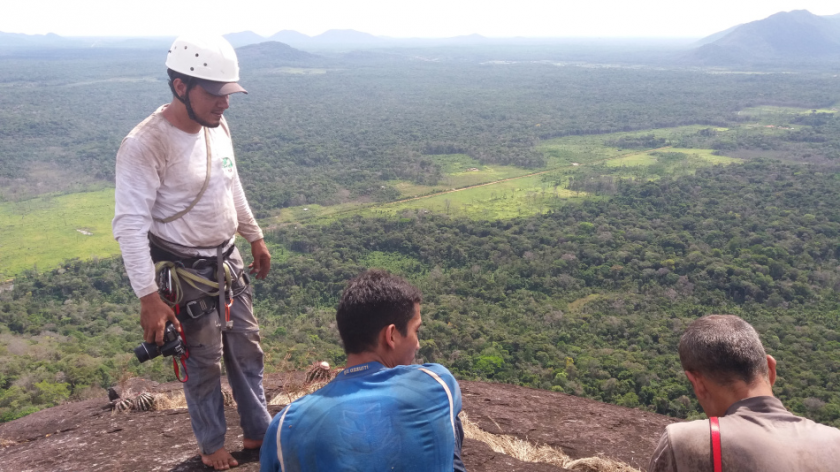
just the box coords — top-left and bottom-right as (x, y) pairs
(649, 315), (840, 472)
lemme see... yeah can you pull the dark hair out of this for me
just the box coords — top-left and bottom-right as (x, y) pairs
(166, 68), (194, 98)
(678, 315), (768, 385)
(336, 269), (422, 354)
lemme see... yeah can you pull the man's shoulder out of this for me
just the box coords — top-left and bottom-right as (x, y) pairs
(399, 363), (457, 382)
(770, 412), (840, 439)
(664, 417), (710, 442)
(125, 106), (170, 142)
(396, 363), (461, 399)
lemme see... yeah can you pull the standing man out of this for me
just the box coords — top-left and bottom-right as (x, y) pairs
(113, 35), (272, 471)
(648, 315), (840, 472)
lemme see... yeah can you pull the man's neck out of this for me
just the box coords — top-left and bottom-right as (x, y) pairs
(161, 101), (202, 134)
(712, 380), (775, 416)
(346, 352), (390, 369)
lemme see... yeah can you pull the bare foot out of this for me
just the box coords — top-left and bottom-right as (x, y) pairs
(200, 447), (239, 470)
(243, 437), (263, 450)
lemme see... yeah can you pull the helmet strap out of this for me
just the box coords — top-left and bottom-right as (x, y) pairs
(168, 77), (200, 123)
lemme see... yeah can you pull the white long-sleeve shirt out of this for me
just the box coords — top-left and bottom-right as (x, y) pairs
(112, 105), (263, 298)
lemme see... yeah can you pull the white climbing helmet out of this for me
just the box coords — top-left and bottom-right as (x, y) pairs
(166, 35), (246, 94)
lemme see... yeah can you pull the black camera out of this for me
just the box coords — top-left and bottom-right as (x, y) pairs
(134, 322), (186, 363)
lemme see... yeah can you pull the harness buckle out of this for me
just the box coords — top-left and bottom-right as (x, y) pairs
(191, 258), (211, 271)
(184, 298), (215, 319)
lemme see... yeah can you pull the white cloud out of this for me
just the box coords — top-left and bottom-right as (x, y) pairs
(2, 0), (839, 38)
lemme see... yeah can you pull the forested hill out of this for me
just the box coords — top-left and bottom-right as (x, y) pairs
(691, 10), (840, 65)
(236, 41), (321, 65)
(3, 160), (840, 427)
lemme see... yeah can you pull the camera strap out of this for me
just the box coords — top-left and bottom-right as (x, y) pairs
(172, 305), (190, 383)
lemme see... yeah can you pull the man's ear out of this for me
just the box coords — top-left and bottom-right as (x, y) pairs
(766, 355), (777, 386)
(685, 370), (708, 399)
(382, 324), (398, 350)
(172, 78), (188, 99)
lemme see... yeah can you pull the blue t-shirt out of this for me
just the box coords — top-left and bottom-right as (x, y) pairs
(260, 362), (464, 472)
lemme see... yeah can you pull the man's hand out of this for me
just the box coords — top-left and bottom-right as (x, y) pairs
(140, 293), (180, 345)
(249, 239), (271, 279)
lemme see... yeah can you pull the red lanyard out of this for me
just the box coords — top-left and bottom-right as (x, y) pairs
(710, 417), (722, 472)
(172, 305), (190, 383)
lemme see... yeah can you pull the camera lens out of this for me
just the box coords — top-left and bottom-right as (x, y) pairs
(134, 342), (159, 363)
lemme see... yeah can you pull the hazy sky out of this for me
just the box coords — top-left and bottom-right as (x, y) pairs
(3, 0), (839, 39)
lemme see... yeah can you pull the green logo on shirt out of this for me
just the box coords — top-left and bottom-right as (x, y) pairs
(221, 157), (234, 172)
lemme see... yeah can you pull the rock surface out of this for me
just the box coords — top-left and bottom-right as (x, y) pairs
(0, 375), (678, 471)
(460, 381), (677, 471)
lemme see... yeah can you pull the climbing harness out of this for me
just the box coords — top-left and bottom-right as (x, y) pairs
(155, 257), (234, 317)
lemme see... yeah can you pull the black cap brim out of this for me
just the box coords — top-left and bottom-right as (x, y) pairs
(196, 79), (247, 96)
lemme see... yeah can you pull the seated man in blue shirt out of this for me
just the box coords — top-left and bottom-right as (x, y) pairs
(260, 269), (466, 472)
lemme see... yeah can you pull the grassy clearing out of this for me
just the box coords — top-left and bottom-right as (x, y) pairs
(738, 105), (838, 117)
(272, 175), (587, 225)
(0, 188), (119, 279)
(429, 154), (541, 192)
(355, 174), (586, 221)
(605, 153), (658, 167)
(606, 148), (739, 168)
(272, 126), (745, 227)
(0, 127), (747, 276)
(538, 125), (716, 168)
(270, 202), (371, 226)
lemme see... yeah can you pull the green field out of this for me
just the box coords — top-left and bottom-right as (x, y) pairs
(269, 155), (548, 225)
(0, 188), (119, 279)
(538, 125), (723, 167)
(0, 128), (746, 276)
(388, 154), (546, 199)
(356, 174), (584, 220)
(606, 148), (739, 168)
(738, 105), (838, 117)
(272, 126), (745, 226)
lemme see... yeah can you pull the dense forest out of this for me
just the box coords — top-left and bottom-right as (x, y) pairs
(1, 49), (839, 207)
(3, 160), (840, 427)
(2, 42), (840, 431)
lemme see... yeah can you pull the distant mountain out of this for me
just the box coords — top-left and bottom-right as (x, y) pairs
(447, 34), (488, 44)
(691, 10), (840, 64)
(267, 30), (311, 44)
(694, 24), (741, 46)
(311, 29), (382, 44)
(87, 37), (174, 49)
(0, 31), (73, 48)
(235, 41), (320, 67)
(223, 31), (265, 48)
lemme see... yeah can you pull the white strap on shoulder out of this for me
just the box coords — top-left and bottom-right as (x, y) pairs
(276, 405), (292, 472)
(419, 367), (457, 441)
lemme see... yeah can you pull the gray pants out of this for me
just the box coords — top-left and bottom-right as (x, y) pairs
(176, 247), (271, 454)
